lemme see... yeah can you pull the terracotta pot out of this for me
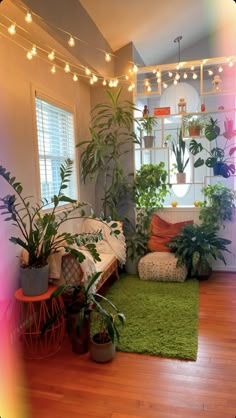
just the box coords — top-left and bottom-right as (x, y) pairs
(176, 172), (186, 184)
(188, 126), (201, 137)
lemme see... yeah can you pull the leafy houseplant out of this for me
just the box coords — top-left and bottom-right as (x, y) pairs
(126, 163), (171, 271)
(138, 115), (158, 148)
(76, 88), (139, 219)
(43, 272), (125, 360)
(184, 115), (205, 137)
(189, 117), (236, 178)
(0, 159), (119, 296)
(199, 183), (235, 230)
(168, 223), (231, 278)
(170, 129), (190, 183)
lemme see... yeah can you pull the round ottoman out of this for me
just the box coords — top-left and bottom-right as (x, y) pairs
(138, 252), (187, 282)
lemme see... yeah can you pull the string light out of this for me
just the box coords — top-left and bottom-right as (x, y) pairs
(51, 65), (56, 74)
(168, 71), (173, 77)
(147, 85), (152, 92)
(183, 72), (188, 79)
(73, 73), (78, 81)
(218, 66), (223, 72)
(208, 69), (213, 75)
(133, 64), (138, 73)
(90, 78), (94, 85)
(157, 77), (161, 83)
(25, 12), (32, 23)
(128, 85), (133, 91)
(192, 73), (198, 79)
(48, 50), (55, 61)
(175, 73), (180, 80)
(173, 79), (178, 85)
(102, 79), (107, 86)
(191, 65), (195, 71)
(163, 82), (168, 88)
(229, 61), (234, 67)
(92, 74), (98, 82)
(85, 68), (91, 75)
(64, 63), (70, 73)
(31, 45), (37, 56)
(8, 23), (16, 35)
(105, 52), (111, 62)
(125, 75), (129, 80)
(26, 51), (33, 60)
(109, 80), (114, 87)
(68, 35), (75, 47)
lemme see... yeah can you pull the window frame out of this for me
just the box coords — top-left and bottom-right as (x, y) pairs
(33, 90), (79, 211)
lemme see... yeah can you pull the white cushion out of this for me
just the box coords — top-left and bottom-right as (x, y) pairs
(138, 252), (187, 282)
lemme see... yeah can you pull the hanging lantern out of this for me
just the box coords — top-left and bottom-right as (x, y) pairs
(212, 75), (222, 91)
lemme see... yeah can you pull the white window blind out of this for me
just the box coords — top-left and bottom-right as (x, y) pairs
(35, 96), (77, 206)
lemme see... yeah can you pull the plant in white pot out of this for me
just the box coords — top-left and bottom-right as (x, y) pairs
(0, 159), (119, 296)
(139, 115), (157, 148)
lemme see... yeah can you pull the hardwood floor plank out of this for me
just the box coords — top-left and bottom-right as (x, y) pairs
(19, 272), (236, 418)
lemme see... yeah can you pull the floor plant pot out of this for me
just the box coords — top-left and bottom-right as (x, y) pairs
(125, 257), (140, 275)
(176, 172), (186, 184)
(20, 264), (49, 296)
(196, 264), (212, 281)
(143, 135), (154, 148)
(90, 334), (115, 363)
(68, 314), (90, 355)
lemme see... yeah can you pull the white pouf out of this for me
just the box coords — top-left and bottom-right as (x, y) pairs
(138, 252), (187, 282)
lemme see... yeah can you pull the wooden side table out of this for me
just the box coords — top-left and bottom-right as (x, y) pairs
(14, 285), (65, 359)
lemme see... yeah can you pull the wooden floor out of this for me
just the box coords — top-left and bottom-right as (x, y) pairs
(19, 272), (236, 418)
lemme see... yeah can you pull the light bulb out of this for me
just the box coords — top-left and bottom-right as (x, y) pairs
(218, 66), (223, 72)
(102, 79), (107, 86)
(73, 73), (78, 81)
(202, 59), (207, 64)
(8, 24), (16, 35)
(125, 75), (129, 80)
(114, 79), (119, 86)
(191, 65), (195, 71)
(105, 53), (111, 62)
(133, 64), (138, 73)
(85, 68), (91, 75)
(147, 85), (152, 92)
(92, 74), (98, 82)
(31, 45), (37, 56)
(48, 50), (55, 61)
(183, 72), (188, 79)
(156, 70), (160, 77)
(109, 80), (114, 87)
(51, 65), (56, 74)
(90, 78), (94, 85)
(64, 63), (70, 73)
(26, 51), (33, 60)
(25, 12), (32, 23)
(192, 73), (198, 79)
(68, 35), (75, 47)
(144, 80), (149, 87)
(176, 65), (180, 70)
(208, 69), (213, 76)
(163, 82), (168, 88)
(168, 71), (172, 77)
(173, 79), (178, 85)
(229, 61), (234, 67)
(128, 85), (132, 91)
(175, 73), (180, 80)
(152, 69), (156, 74)
(131, 83), (135, 88)
(157, 77), (161, 83)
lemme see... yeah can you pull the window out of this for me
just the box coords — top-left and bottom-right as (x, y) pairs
(35, 96), (77, 206)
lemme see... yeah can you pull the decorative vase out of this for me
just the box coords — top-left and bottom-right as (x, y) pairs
(20, 264), (49, 296)
(176, 172), (186, 184)
(90, 334), (115, 363)
(143, 135), (154, 148)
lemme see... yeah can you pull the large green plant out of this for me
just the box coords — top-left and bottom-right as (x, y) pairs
(168, 223), (231, 277)
(77, 88), (139, 218)
(0, 159), (119, 269)
(199, 183), (235, 229)
(189, 117), (236, 177)
(43, 272), (125, 344)
(126, 163), (171, 260)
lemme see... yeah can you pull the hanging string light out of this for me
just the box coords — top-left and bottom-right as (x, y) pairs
(105, 52), (111, 62)
(31, 45), (37, 56)
(64, 63), (70, 73)
(85, 67), (91, 75)
(25, 12), (32, 23)
(26, 51), (33, 60)
(68, 35), (75, 47)
(8, 23), (16, 35)
(48, 50), (55, 61)
(51, 65), (56, 74)
(73, 73), (78, 81)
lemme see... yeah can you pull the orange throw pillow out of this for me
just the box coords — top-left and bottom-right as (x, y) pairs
(148, 213), (193, 252)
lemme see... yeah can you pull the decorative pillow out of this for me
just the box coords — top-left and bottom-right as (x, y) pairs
(148, 213), (193, 252)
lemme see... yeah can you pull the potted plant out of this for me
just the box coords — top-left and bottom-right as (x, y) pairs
(76, 88), (139, 219)
(138, 115), (158, 148)
(168, 223), (231, 279)
(189, 117), (236, 178)
(43, 272), (125, 360)
(0, 159), (119, 296)
(170, 129), (190, 184)
(125, 163), (171, 273)
(199, 183), (235, 230)
(184, 115), (205, 137)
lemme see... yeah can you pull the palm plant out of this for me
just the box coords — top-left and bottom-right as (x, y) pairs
(77, 88), (139, 218)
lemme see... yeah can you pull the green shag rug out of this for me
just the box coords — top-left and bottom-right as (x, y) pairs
(96, 275), (199, 361)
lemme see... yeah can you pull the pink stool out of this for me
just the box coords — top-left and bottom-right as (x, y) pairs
(14, 285), (65, 359)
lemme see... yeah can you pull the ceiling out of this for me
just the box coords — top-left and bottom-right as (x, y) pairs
(80, 0), (236, 65)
